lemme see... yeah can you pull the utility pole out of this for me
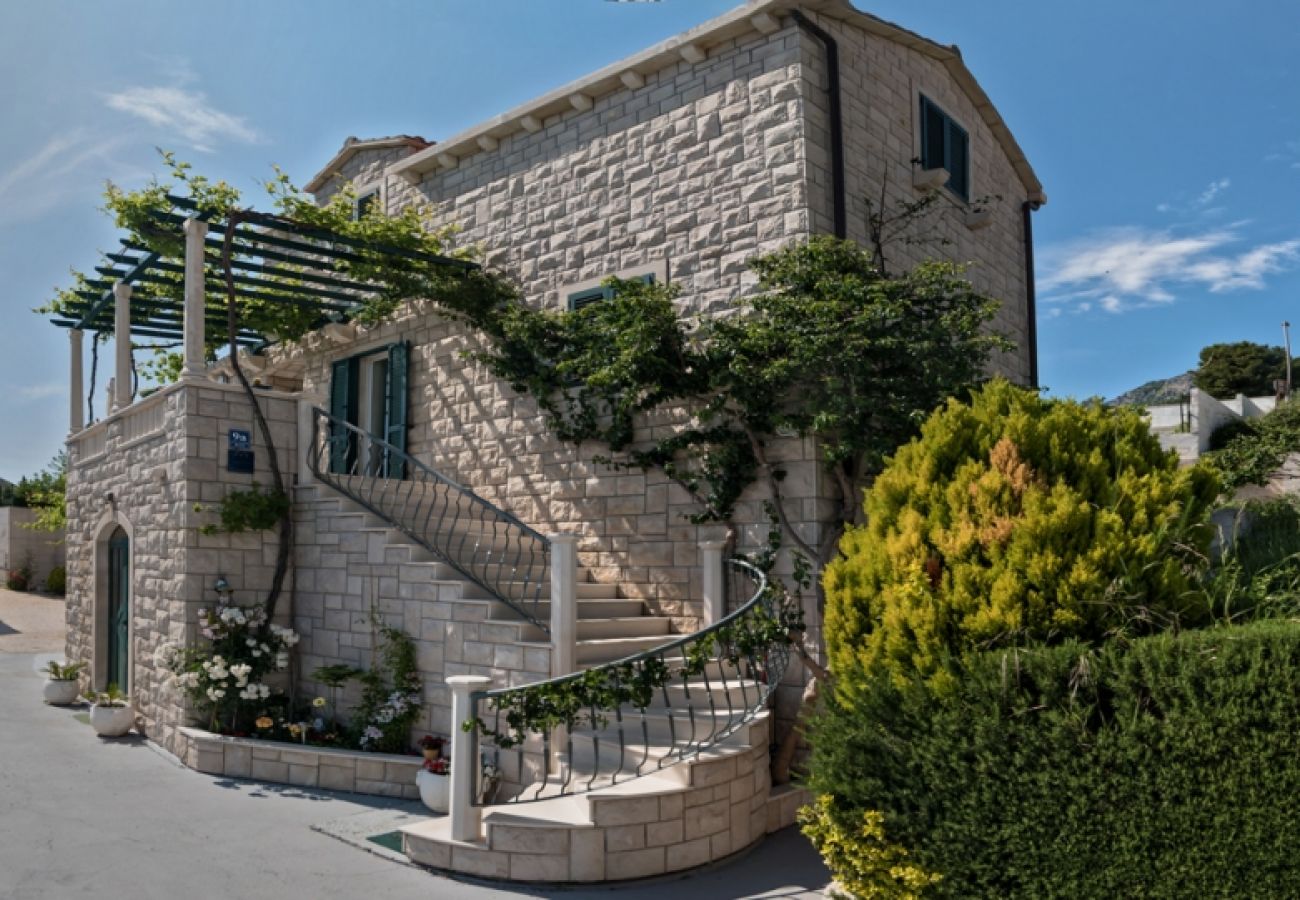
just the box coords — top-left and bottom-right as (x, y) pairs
(1285, 321), (1293, 400)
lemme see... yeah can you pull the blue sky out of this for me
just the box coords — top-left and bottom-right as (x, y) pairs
(1, 0), (1298, 481)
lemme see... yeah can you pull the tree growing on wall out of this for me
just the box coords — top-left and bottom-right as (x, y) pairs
(1194, 341), (1293, 398)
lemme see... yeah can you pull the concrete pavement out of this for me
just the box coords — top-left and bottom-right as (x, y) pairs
(0, 595), (829, 900)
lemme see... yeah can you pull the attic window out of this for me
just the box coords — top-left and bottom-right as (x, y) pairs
(355, 190), (379, 220)
(567, 273), (655, 311)
(919, 95), (969, 201)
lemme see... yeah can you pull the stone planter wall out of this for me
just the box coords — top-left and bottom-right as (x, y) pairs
(177, 726), (422, 800)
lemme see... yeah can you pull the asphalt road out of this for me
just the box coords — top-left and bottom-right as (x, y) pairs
(0, 592), (828, 900)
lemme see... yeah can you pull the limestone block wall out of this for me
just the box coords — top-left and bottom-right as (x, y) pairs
(64, 381), (299, 754)
(0, 507), (64, 585)
(798, 10), (1036, 384)
(282, 23), (840, 631)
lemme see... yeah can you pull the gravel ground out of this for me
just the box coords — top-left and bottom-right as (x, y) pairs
(0, 587), (66, 653)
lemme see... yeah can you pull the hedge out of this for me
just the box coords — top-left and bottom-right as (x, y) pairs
(807, 619), (1300, 898)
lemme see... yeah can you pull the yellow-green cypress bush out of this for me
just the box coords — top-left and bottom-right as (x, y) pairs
(823, 379), (1219, 689)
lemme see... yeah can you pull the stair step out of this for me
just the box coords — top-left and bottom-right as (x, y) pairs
(577, 635), (677, 665)
(575, 617), (672, 640)
(489, 598), (646, 622)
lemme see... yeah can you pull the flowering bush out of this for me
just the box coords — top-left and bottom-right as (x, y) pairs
(350, 622), (422, 753)
(422, 756), (449, 775)
(156, 601), (299, 732)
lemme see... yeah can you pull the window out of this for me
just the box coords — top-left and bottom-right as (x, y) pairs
(919, 95), (969, 201)
(355, 190), (379, 220)
(566, 274), (655, 311)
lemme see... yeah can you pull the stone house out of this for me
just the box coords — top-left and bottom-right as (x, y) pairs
(56, 0), (1042, 882)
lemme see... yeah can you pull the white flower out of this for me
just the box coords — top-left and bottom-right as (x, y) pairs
(206, 687), (226, 702)
(251, 649), (262, 658)
(230, 663), (252, 679)
(246, 638), (257, 648)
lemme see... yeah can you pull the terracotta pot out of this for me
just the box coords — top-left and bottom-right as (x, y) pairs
(416, 769), (450, 813)
(422, 746), (442, 761)
(90, 703), (135, 737)
(43, 679), (80, 706)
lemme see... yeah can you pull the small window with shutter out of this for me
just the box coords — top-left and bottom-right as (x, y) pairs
(919, 95), (970, 202)
(566, 273), (656, 311)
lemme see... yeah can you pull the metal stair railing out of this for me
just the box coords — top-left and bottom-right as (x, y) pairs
(465, 559), (790, 805)
(307, 407), (551, 631)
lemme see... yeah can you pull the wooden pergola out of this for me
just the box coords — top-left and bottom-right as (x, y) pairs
(50, 195), (475, 430)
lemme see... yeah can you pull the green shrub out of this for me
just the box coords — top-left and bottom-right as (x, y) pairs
(44, 565), (66, 595)
(807, 620), (1300, 898)
(1207, 498), (1300, 621)
(1209, 397), (1300, 488)
(823, 379), (1220, 690)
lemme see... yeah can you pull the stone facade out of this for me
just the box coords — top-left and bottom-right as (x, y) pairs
(64, 381), (299, 754)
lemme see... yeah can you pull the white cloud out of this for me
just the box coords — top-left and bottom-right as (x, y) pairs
(104, 85), (258, 152)
(0, 131), (138, 226)
(1041, 226), (1300, 313)
(1197, 177), (1230, 206)
(17, 382), (63, 401)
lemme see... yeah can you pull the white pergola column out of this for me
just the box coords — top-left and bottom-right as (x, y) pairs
(448, 674), (492, 843)
(181, 216), (209, 380)
(112, 281), (132, 412)
(700, 540), (727, 625)
(69, 328), (84, 433)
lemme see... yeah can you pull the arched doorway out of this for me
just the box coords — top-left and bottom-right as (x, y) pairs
(106, 527), (129, 690)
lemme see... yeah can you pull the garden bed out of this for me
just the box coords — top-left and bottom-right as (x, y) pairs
(177, 727), (422, 800)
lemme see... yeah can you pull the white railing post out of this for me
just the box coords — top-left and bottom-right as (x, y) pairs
(549, 533), (579, 678)
(112, 281), (132, 413)
(69, 328), (84, 433)
(700, 540), (726, 625)
(448, 675), (492, 842)
(181, 216), (209, 381)
(297, 396), (324, 487)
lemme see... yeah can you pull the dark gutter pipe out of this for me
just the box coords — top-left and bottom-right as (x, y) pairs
(1022, 199), (1042, 388)
(790, 10), (846, 239)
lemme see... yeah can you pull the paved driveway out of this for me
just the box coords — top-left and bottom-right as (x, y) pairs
(0, 590), (829, 899)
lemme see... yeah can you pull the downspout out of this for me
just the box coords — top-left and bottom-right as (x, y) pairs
(790, 10), (846, 239)
(1021, 200), (1042, 388)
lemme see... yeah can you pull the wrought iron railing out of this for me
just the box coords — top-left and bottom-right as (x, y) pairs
(307, 407), (551, 631)
(468, 559), (789, 804)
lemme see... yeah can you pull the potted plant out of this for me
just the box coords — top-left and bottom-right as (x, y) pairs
(418, 734), (445, 761)
(88, 684), (134, 737)
(41, 660), (85, 705)
(416, 756), (450, 813)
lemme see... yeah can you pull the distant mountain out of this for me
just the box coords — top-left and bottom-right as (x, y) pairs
(1110, 372), (1195, 407)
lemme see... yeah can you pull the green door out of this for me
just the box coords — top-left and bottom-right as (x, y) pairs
(107, 528), (129, 691)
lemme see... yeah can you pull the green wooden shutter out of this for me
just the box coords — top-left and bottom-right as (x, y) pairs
(328, 357), (357, 474)
(946, 119), (969, 201)
(384, 341), (410, 480)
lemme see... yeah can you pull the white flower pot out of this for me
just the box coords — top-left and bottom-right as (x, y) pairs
(416, 769), (450, 814)
(90, 703), (135, 737)
(43, 679), (80, 706)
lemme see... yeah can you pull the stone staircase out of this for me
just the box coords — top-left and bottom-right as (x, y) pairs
(296, 481), (672, 667)
(301, 470), (795, 884)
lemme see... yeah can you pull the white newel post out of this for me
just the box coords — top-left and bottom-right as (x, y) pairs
(549, 533), (579, 678)
(112, 281), (132, 413)
(700, 540), (726, 626)
(181, 216), (209, 380)
(448, 675), (492, 842)
(548, 533), (579, 775)
(69, 328), (84, 433)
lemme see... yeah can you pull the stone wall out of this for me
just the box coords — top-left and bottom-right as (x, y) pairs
(0, 507), (64, 586)
(799, 9), (1036, 382)
(285, 23), (835, 630)
(64, 381), (299, 754)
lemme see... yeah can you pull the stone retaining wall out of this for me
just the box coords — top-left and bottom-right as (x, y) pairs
(177, 726), (421, 799)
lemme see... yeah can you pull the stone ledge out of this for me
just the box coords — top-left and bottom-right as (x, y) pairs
(177, 726), (421, 800)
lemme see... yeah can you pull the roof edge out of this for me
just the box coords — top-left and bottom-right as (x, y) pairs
(305, 135), (432, 194)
